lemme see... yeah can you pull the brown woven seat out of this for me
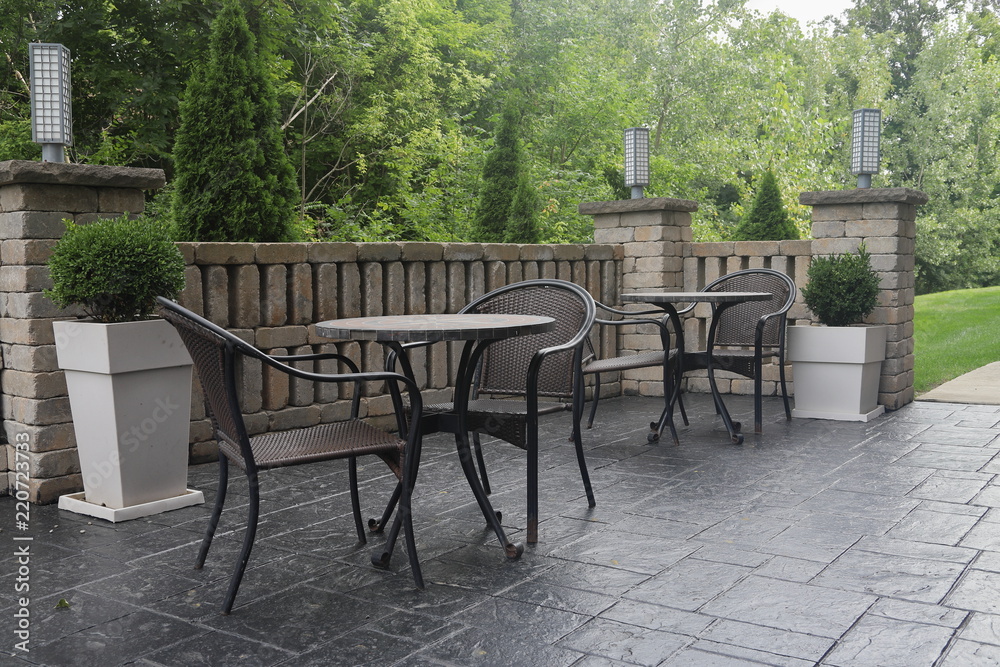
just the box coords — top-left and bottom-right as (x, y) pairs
(683, 269), (796, 434)
(221, 421), (405, 477)
(157, 297), (424, 615)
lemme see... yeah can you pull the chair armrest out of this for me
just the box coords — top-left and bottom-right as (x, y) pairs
(383, 340), (436, 373)
(675, 302), (696, 315)
(259, 353), (414, 388)
(753, 311), (789, 347)
(596, 301), (662, 318)
(269, 352), (360, 373)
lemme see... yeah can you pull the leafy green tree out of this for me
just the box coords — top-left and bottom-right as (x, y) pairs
(1, 0), (215, 167)
(733, 170), (799, 241)
(172, 0), (296, 242)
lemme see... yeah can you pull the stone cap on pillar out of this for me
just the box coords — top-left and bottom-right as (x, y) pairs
(579, 197), (699, 215)
(799, 188), (928, 207)
(0, 160), (165, 190)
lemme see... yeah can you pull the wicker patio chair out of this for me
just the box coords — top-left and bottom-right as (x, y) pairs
(581, 301), (692, 443)
(683, 269), (796, 434)
(156, 297), (424, 615)
(387, 279), (597, 546)
(459, 279), (597, 544)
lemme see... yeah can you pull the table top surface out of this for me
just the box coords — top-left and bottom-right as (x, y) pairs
(314, 313), (556, 343)
(621, 291), (772, 304)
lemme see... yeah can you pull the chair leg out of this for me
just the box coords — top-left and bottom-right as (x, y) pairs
(527, 431), (539, 544)
(570, 373), (596, 507)
(677, 391), (689, 426)
(754, 359), (764, 435)
(779, 357), (792, 421)
(369, 482), (401, 533)
(196, 456), (229, 569)
(572, 428), (596, 508)
(472, 433), (492, 495)
(221, 468), (260, 615)
(586, 373), (601, 429)
(349, 457), (366, 545)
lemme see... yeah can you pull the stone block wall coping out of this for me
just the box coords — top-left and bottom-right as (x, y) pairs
(0, 160), (165, 190)
(578, 197), (699, 215)
(799, 188), (929, 207)
(179, 241), (620, 265)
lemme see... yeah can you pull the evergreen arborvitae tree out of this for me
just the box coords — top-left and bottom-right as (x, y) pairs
(505, 170), (541, 243)
(172, 0), (296, 242)
(473, 102), (538, 243)
(733, 170), (799, 241)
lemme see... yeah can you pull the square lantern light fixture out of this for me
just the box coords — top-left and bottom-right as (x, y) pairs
(850, 108), (881, 188)
(624, 127), (650, 199)
(29, 42), (73, 163)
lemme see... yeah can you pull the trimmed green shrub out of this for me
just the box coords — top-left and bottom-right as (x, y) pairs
(733, 170), (799, 241)
(800, 244), (881, 327)
(171, 0), (296, 242)
(45, 215), (186, 323)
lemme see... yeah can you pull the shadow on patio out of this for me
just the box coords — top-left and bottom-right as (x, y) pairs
(4, 394), (1000, 666)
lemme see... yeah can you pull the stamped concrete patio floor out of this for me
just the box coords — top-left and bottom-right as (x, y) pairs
(5, 394), (1000, 666)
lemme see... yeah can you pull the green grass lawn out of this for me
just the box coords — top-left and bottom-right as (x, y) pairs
(914, 286), (1000, 394)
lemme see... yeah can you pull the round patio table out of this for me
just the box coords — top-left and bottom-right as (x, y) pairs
(621, 292), (771, 445)
(314, 312), (555, 564)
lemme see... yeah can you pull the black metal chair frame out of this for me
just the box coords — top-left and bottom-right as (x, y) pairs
(683, 269), (796, 435)
(385, 279), (597, 548)
(157, 297), (424, 615)
(582, 301), (693, 444)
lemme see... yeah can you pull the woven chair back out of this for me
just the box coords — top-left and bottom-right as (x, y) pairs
(705, 270), (796, 348)
(466, 282), (592, 398)
(159, 305), (252, 471)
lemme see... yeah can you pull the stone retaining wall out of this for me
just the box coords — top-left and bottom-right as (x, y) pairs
(173, 240), (624, 465)
(1, 161), (924, 502)
(0, 160), (625, 502)
(580, 192), (925, 407)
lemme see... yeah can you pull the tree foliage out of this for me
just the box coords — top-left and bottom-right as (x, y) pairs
(733, 170), (799, 241)
(5, 0), (1000, 293)
(473, 101), (538, 243)
(171, 0), (296, 242)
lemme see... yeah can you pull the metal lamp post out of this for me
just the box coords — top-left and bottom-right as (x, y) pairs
(850, 108), (880, 189)
(624, 127), (650, 199)
(29, 42), (73, 163)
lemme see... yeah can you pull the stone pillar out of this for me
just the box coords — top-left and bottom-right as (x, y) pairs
(799, 188), (928, 411)
(579, 198), (696, 397)
(580, 197), (696, 292)
(0, 160), (165, 502)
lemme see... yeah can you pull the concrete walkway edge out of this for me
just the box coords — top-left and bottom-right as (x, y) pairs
(917, 361), (1000, 405)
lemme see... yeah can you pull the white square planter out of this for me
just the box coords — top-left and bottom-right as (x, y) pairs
(787, 325), (888, 422)
(53, 318), (203, 520)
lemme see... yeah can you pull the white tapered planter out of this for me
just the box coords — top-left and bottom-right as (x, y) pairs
(788, 325), (887, 422)
(54, 318), (203, 521)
